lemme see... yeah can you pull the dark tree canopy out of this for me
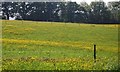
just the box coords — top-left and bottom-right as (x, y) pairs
(1, 1), (120, 24)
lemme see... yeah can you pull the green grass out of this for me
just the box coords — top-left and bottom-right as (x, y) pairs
(1, 20), (119, 70)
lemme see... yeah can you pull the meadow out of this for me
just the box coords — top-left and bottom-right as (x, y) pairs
(1, 20), (119, 70)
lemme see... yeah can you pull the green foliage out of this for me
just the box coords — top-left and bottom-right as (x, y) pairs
(2, 1), (120, 23)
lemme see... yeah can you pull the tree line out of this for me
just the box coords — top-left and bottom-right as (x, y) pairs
(1, 1), (120, 24)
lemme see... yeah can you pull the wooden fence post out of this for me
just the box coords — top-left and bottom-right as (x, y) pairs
(94, 44), (96, 62)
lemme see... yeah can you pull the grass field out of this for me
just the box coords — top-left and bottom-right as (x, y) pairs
(1, 20), (119, 70)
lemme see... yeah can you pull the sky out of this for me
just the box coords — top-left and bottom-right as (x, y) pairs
(69, 0), (119, 4)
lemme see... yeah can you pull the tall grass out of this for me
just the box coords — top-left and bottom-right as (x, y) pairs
(2, 20), (118, 70)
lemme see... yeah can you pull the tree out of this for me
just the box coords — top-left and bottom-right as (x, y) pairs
(108, 1), (120, 23)
(2, 1), (120, 24)
(89, 1), (111, 23)
(65, 2), (78, 23)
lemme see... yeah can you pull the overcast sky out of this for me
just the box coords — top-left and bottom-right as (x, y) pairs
(69, 0), (119, 4)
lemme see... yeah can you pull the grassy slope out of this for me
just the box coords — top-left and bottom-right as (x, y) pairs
(2, 20), (118, 70)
